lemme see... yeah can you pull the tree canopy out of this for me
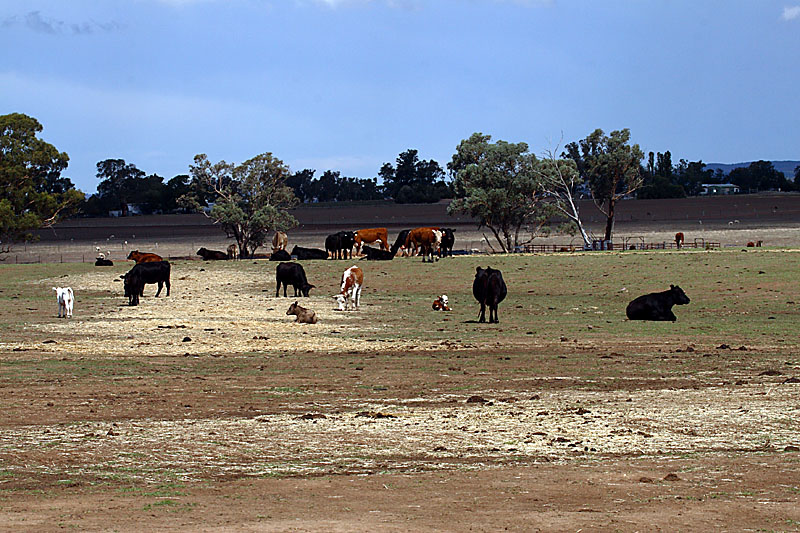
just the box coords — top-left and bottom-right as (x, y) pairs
(563, 128), (643, 241)
(0, 113), (83, 254)
(185, 152), (299, 258)
(448, 133), (552, 252)
(380, 149), (451, 203)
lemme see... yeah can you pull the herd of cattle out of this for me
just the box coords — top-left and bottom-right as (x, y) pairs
(75, 229), (694, 326)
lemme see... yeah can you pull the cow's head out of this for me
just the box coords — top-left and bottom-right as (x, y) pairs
(670, 284), (691, 305)
(334, 294), (347, 311)
(287, 301), (299, 315)
(301, 284), (315, 298)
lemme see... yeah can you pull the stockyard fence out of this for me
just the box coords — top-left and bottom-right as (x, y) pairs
(4, 237), (723, 264)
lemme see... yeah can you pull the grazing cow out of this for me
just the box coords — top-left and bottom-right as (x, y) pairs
(625, 284), (690, 322)
(53, 287), (74, 318)
(290, 245), (329, 260)
(269, 249), (291, 261)
(122, 261), (171, 306)
(405, 227), (442, 262)
(95, 257), (114, 266)
(197, 247), (228, 260)
(286, 301), (318, 324)
(390, 229), (412, 257)
(275, 262), (315, 297)
(227, 243), (238, 260)
(432, 294), (450, 311)
(439, 228), (456, 257)
(127, 250), (163, 263)
(746, 241), (756, 247)
(325, 231), (356, 259)
(361, 245), (394, 261)
(272, 231), (288, 252)
(473, 267), (507, 323)
(335, 265), (363, 311)
(675, 232), (684, 249)
(354, 228), (389, 254)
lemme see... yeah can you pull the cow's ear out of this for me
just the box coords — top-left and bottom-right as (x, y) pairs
(476, 267), (481, 273)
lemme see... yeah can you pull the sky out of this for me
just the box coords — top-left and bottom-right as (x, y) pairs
(2, 0), (799, 194)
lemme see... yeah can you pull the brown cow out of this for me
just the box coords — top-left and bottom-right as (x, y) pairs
(354, 228), (389, 254)
(675, 232), (684, 249)
(127, 250), (163, 263)
(405, 228), (442, 262)
(272, 231), (288, 252)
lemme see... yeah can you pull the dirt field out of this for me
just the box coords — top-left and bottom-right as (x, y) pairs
(1, 197), (800, 531)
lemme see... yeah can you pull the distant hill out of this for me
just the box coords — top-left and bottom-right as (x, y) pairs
(706, 160), (799, 178)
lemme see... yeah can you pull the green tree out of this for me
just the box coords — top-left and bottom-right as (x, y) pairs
(0, 113), (83, 254)
(96, 159), (145, 216)
(448, 133), (551, 252)
(186, 152), (299, 258)
(563, 128), (644, 241)
(381, 149), (449, 203)
(675, 160), (715, 196)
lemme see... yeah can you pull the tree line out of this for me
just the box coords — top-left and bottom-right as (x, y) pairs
(2, 111), (799, 256)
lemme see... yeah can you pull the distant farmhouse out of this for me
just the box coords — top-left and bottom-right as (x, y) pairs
(700, 183), (740, 195)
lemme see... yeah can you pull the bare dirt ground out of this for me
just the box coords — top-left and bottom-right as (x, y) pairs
(1, 195), (800, 532)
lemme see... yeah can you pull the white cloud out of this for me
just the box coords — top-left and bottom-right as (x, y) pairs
(782, 5), (800, 20)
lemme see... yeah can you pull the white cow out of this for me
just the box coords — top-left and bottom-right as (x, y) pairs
(53, 287), (74, 318)
(335, 265), (363, 311)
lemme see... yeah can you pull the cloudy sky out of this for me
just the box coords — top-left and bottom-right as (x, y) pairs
(2, 0), (798, 193)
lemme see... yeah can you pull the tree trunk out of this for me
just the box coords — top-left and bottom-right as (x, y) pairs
(603, 198), (616, 242)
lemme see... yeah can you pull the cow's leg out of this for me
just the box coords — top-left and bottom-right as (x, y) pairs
(479, 303), (486, 323)
(355, 284), (361, 309)
(276, 280), (281, 298)
(155, 282), (163, 297)
(490, 304), (498, 323)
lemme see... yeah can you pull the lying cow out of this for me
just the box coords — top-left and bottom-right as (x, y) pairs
(335, 265), (363, 311)
(275, 262), (315, 297)
(95, 257), (114, 266)
(197, 247), (228, 260)
(269, 249), (291, 262)
(432, 294), (450, 311)
(127, 250), (163, 263)
(286, 301), (318, 324)
(325, 231), (356, 259)
(123, 261), (171, 306)
(473, 267), (507, 323)
(53, 286), (74, 318)
(626, 284), (690, 322)
(361, 245), (394, 261)
(290, 245), (328, 260)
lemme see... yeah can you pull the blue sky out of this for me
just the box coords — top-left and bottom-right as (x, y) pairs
(2, 0), (799, 193)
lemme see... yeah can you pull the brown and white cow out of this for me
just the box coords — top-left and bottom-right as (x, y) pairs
(127, 250), (163, 263)
(675, 232), (684, 249)
(405, 227), (442, 262)
(335, 265), (363, 311)
(354, 228), (389, 254)
(272, 231), (288, 252)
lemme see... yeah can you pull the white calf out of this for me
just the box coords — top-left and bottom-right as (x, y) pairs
(53, 287), (74, 318)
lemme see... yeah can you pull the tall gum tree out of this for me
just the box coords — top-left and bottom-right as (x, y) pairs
(534, 148), (592, 248)
(0, 113), (83, 254)
(564, 128), (643, 242)
(185, 152), (298, 258)
(448, 133), (551, 253)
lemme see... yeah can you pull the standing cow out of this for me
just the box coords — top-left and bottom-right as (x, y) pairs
(473, 267), (507, 323)
(439, 228), (456, 257)
(390, 229), (412, 257)
(53, 287), (74, 318)
(626, 284), (690, 322)
(272, 231), (288, 252)
(405, 227), (442, 262)
(123, 261), (171, 306)
(275, 262), (315, 297)
(354, 228), (389, 254)
(335, 265), (363, 311)
(325, 231), (356, 259)
(127, 250), (163, 263)
(675, 232), (684, 249)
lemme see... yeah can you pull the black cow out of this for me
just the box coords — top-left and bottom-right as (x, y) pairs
(123, 261), (171, 306)
(439, 228), (456, 257)
(325, 231), (356, 259)
(473, 266), (507, 323)
(290, 245), (329, 260)
(275, 262), (315, 297)
(197, 247), (228, 260)
(361, 245), (394, 261)
(94, 258), (114, 266)
(390, 229), (412, 256)
(626, 285), (690, 322)
(269, 249), (291, 262)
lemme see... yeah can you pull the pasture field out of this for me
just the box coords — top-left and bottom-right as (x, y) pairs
(1, 248), (799, 531)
